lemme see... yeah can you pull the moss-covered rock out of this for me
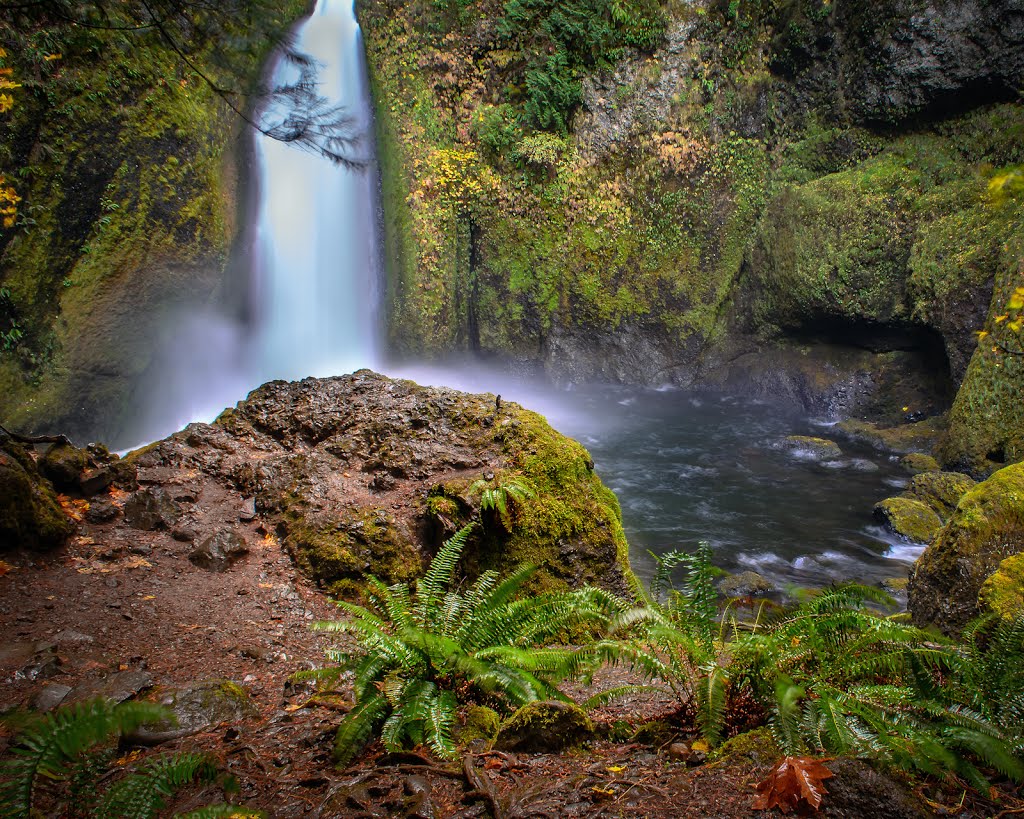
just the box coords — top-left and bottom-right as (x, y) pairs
(873, 497), (943, 545)
(136, 371), (638, 598)
(495, 700), (594, 753)
(978, 553), (1024, 622)
(901, 471), (975, 522)
(909, 462), (1024, 633)
(836, 417), (946, 455)
(899, 453), (940, 474)
(457, 705), (500, 748)
(0, 437), (75, 550)
(38, 442), (88, 490)
(708, 727), (779, 765)
(779, 435), (842, 460)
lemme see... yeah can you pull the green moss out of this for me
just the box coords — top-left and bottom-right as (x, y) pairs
(910, 462), (1024, 633)
(837, 417), (946, 454)
(708, 727), (779, 765)
(978, 553), (1024, 622)
(496, 700), (594, 752)
(457, 705), (500, 747)
(481, 405), (637, 596)
(283, 506), (426, 596)
(0, 438), (75, 550)
(901, 471), (975, 522)
(900, 453), (940, 474)
(874, 497), (943, 545)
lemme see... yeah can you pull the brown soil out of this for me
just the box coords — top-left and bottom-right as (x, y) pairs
(3, 510), (1021, 818)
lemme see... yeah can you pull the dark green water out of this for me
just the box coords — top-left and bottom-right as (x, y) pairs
(554, 384), (918, 592)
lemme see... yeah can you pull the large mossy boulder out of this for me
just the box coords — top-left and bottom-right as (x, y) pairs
(0, 437), (75, 550)
(908, 462), (1024, 633)
(127, 371), (636, 597)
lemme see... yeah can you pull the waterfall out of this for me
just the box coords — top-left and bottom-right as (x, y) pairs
(251, 0), (380, 382)
(124, 0), (380, 447)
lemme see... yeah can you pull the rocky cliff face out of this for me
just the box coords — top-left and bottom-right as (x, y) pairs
(362, 0), (1024, 472)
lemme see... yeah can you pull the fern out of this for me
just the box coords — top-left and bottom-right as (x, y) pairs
(96, 752), (217, 819)
(0, 699), (248, 819)
(0, 698), (169, 819)
(311, 524), (622, 765)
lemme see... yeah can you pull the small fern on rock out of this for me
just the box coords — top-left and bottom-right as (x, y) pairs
(306, 523), (623, 766)
(467, 473), (536, 529)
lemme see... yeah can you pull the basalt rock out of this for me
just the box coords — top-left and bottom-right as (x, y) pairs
(123, 371), (635, 598)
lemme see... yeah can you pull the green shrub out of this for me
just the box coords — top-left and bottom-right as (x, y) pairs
(0, 698), (252, 819)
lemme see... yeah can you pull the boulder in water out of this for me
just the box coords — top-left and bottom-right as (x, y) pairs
(901, 471), (975, 522)
(780, 435), (842, 460)
(874, 497), (942, 544)
(718, 570), (775, 597)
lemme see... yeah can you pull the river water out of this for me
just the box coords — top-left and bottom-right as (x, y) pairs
(392, 366), (921, 594)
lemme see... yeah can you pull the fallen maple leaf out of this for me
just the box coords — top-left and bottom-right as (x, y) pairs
(753, 756), (834, 814)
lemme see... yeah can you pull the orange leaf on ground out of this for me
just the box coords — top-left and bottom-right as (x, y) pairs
(753, 756), (834, 814)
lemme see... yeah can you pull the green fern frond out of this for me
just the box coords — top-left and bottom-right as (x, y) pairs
(426, 691), (458, 760)
(0, 698), (171, 819)
(334, 694), (390, 768)
(96, 752), (217, 819)
(415, 524), (474, 624)
(770, 678), (806, 756)
(695, 665), (728, 747)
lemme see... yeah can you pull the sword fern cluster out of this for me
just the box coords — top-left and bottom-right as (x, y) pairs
(310, 524), (624, 766)
(609, 545), (1024, 790)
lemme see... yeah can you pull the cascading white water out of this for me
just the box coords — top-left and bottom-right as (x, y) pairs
(251, 0), (380, 381)
(124, 0), (380, 447)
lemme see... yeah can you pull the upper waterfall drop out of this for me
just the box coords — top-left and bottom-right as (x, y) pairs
(119, 0), (381, 449)
(251, 0), (381, 382)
